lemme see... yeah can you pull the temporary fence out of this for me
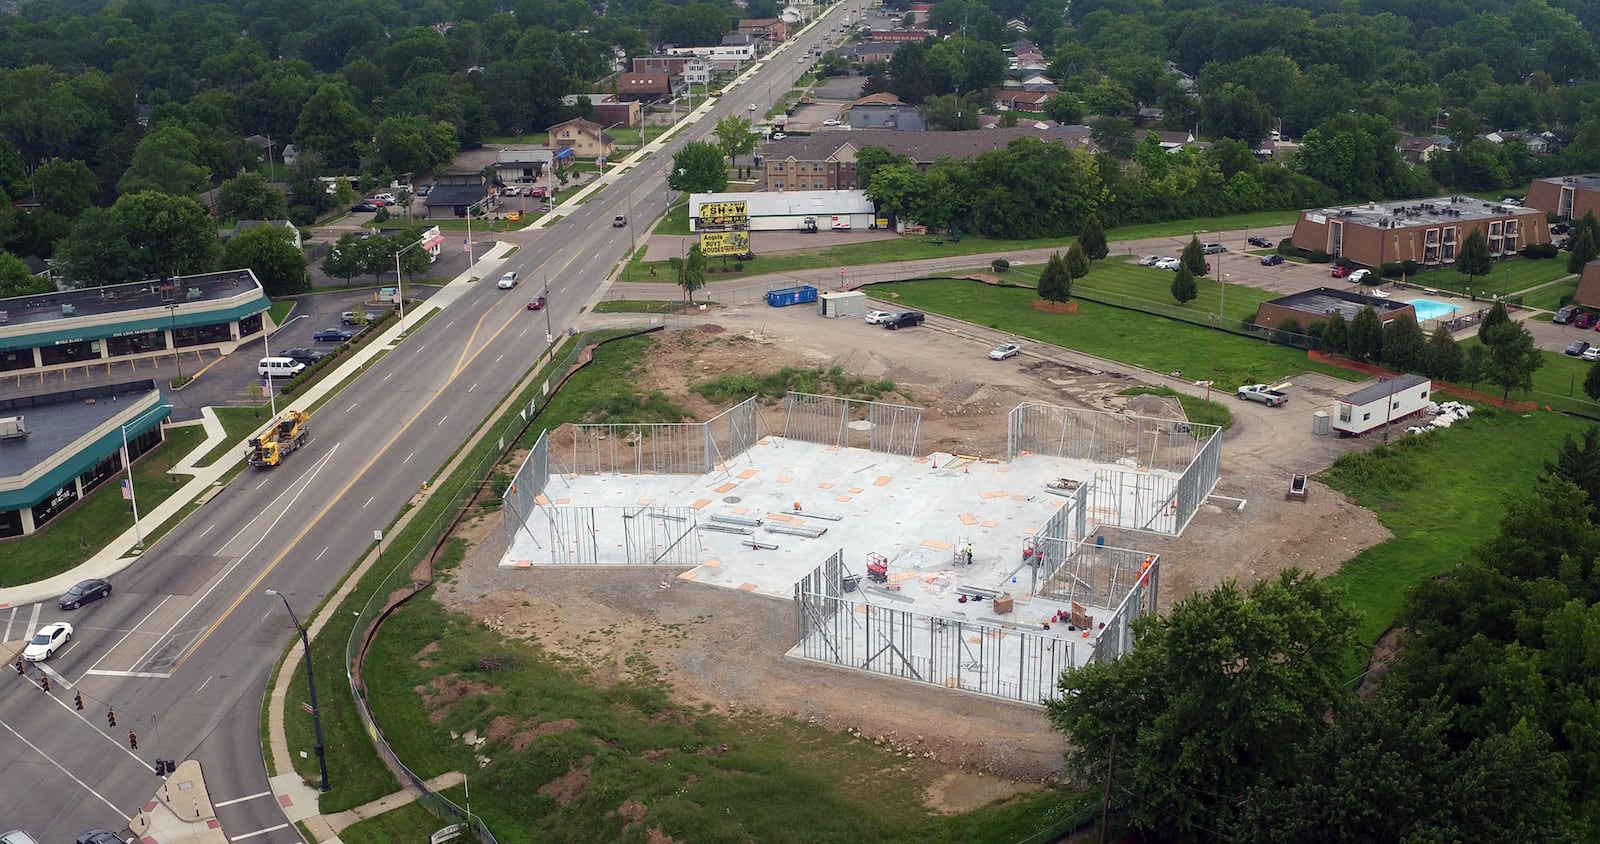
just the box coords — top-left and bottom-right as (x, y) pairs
(782, 391), (922, 456)
(791, 553), (1078, 704)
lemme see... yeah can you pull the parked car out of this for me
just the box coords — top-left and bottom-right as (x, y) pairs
(989, 342), (1021, 360)
(1136, 255), (1161, 267)
(1566, 340), (1592, 356)
(1555, 305), (1580, 324)
(281, 347), (328, 366)
(502, 185), (521, 196)
(1260, 255), (1285, 266)
(1154, 257), (1181, 270)
(349, 202), (378, 212)
(1247, 236), (1274, 248)
(1331, 265), (1353, 278)
(373, 192), (398, 203)
(23, 622), (72, 661)
(340, 310), (366, 326)
(1237, 384), (1290, 407)
(747, 104), (757, 111)
(823, 118), (841, 126)
(58, 578), (111, 610)
(1552, 223), (1571, 235)
(1584, 346), (1600, 362)
(1347, 268), (1372, 284)
(415, 185), (433, 197)
(527, 296), (547, 311)
(883, 311), (925, 329)
(74, 830), (125, 844)
(864, 310), (895, 325)
(529, 186), (548, 198)
(313, 327), (354, 342)
(771, 132), (787, 140)
(497, 271), (519, 289)
(1577, 313), (1597, 330)
(1202, 242), (1226, 254)
(1, 832), (40, 844)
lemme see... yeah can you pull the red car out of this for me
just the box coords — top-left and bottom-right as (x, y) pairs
(1576, 313), (1596, 330)
(1331, 265), (1353, 278)
(527, 296), (547, 311)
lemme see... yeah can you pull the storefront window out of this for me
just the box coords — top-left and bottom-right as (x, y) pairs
(80, 452), (122, 494)
(0, 348), (34, 372)
(38, 339), (96, 366)
(239, 313), (263, 337)
(0, 508), (22, 539)
(31, 481), (79, 528)
(106, 331), (167, 357)
(195, 323), (231, 344)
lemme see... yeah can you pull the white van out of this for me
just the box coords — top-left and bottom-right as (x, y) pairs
(258, 357), (306, 379)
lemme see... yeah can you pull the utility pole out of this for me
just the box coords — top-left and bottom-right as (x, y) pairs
(1100, 737), (1117, 844)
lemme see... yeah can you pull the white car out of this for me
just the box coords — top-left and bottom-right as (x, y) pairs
(497, 272), (519, 289)
(865, 310), (895, 325)
(373, 192), (397, 203)
(823, 118), (841, 126)
(502, 186), (520, 196)
(1136, 255), (1161, 267)
(23, 622), (72, 662)
(989, 342), (1022, 360)
(1584, 347), (1600, 362)
(747, 104), (757, 111)
(771, 132), (787, 140)
(1347, 268), (1372, 284)
(1154, 257), (1181, 270)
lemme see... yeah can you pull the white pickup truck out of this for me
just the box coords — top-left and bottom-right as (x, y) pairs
(1237, 384), (1289, 407)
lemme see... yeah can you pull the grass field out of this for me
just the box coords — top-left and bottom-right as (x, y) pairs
(1520, 276), (1581, 311)
(336, 802), (442, 844)
(1401, 256), (1571, 297)
(2, 426), (203, 585)
(866, 279), (1361, 389)
(1005, 259), (1281, 327)
(1320, 407), (1590, 644)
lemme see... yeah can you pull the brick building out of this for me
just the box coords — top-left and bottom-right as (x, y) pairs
(1526, 174), (1600, 222)
(1251, 287), (1416, 332)
(1290, 196), (1549, 269)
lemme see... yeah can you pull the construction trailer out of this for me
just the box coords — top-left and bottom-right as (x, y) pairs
(1331, 373), (1432, 437)
(247, 410), (311, 467)
(817, 290), (866, 319)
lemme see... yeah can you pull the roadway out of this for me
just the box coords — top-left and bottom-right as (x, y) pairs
(0, 4), (866, 841)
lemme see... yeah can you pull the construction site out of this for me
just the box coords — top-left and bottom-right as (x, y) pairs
(500, 391), (1221, 705)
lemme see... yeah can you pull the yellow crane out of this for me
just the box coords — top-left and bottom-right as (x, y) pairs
(247, 410), (310, 468)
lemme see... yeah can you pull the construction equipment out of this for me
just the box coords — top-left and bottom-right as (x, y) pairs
(866, 553), (889, 583)
(247, 410), (311, 468)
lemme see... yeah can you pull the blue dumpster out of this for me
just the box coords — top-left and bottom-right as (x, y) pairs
(766, 285), (819, 307)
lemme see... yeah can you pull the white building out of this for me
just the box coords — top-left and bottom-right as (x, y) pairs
(1332, 373), (1432, 437)
(689, 190), (877, 233)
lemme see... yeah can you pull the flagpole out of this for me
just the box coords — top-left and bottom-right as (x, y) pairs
(122, 424), (143, 547)
(263, 331), (278, 418)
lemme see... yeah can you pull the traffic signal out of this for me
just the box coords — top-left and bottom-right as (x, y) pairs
(127, 731), (137, 750)
(13, 658), (21, 675)
(156, 759), (175, 776)
(39, 675), (48, 693)
(153, 760), (163, 776)
(107, 709), (116, 728)
(73, 691), (83, 711)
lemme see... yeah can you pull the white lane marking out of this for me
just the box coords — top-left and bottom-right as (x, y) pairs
(315, 547), (329, 561)
(25, 603), (41, 640)
(82, 669), (171, 679)
(346, 401), (359, 413)
(198, 523), (215, 539)
(437, 416), (448, 426)
(363, 496), (373, 509)
(196, 675), (213, 694)
(86, 595), (173, 676)
(468, 383), (477, 392)
(403, 452), (415, 464)
(37, 661), (70, 688)
(214, 791), (273, 808)
(415, 344), (426, 353)
(383, 371), (394, 380)
(230, 824), (289, 841)
(0, 717), (123, 815)
(495, 354), (505, 364)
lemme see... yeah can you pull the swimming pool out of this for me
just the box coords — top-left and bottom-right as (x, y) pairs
(1407, 297), (1463, 322)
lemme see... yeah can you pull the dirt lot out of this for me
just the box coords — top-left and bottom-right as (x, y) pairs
(435, 304), (1394, 810)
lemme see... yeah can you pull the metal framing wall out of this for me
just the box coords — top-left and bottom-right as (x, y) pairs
(1091, 555), (1159, 664)
(782, 392), (922, 456)
(566, 396), (762, 477)
(535, 505), (702, 565)
(1022, 483), (1088, 595)
(792, 553), (1078, 704)
(503, 429), (551, 547)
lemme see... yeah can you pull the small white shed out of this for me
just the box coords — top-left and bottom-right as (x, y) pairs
(818, 290), (866, 319)
(1332, 373), (1432, 437)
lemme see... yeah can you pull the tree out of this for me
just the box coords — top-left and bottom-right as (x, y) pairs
(118, 126), (211, 196)
(1586, 362), (1600, 404)
(669, 244), (706, 307)
(1171, 264), (1198, 305)
(1382, 315), (1428, 373)
(1477, 300), (1511, 338)
(1479, 318), (1544, 400)
(1568, 226), (1599, 275)
(667, 141), (727, 194)
(221, 224), (309, 296)
(1199, 82), (1272, 144)
(1089, 116), (1136, 159)
(1547, 427), (1600, 516)
(1047, 570), (1359, 840)
(1347, 305), (1385, 363)
(217, 173), (290, 223)
(372, 115), (458, 176)
(1456, 228), (1494, 288)
(293, 83), (370, 168)
(1423, 324), (1465, 382)
(30, 159), (96, 217)
(864, 163), (929, 225)
(1321, 311), (1349, 355)
(321, 233), (366, 286)
(712, 115), (758, 174)
(1078, 215), (1108, 260)
(1037, 250), (1070, 304)
(0, 253), (53, 298)
(1065, 242), (1090, 280)
(1181, 236), (1208, 276)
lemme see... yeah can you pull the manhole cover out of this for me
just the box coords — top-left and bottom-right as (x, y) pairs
(723, 496), (742, 503)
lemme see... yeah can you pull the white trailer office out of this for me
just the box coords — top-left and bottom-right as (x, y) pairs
(1332, 373), (1432, 436)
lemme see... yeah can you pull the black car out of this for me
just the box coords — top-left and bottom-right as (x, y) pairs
(313, 327), (354, 342)
(1566, 340), (1591, 357)
(1260, 254), (1285, 266)
(349, 202), (378, 212)
(416, 184), (433, 196)
(883, 311), (925, 329)
(1247, 236), (1274, 248)
(281, 347), (328, 365)
(75, 830), (125, 844)
(58, 578), (111, 610)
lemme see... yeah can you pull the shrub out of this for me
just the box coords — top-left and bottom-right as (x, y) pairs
(1402, 259), (1419, 275)
(1380, 262), (1405, 278)
(991, 258), (1010, 272)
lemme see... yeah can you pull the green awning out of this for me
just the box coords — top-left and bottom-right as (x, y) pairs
(0, 295), (271, 352)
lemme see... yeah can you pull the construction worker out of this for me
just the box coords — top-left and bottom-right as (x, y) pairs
(965, 543), (974, 566)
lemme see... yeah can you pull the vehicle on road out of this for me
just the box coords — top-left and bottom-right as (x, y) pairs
(1247, 236), (1274, 248)
(1566, 340), (1592, 356)
(1, 831), (40, 844)
(823, 118), (841, 126)
(1555, 305), (1580, 324)
(527, 296), (547, 311)
(248, 410), (310, 468)
(58, 579), (111, 610)
(1202, 242), (1226, 254)
(23, 622), (72, 661)
(312, 327), (354, 342)
(1331, 265), (1353, 278)
(1136, 255), (1161, 266)
(1260, 254), (1285, 266)
(612, 215), (627, 227)
(1237, 384), (1290, 407)
(1347, 268), (1372, 284)
(497, 271), (519, 289)
(281, 347), (328, 366)
(865, 310), (894, 325)
(74, 830), (125, 844)
(883, 311), (925, 329)
(989, 342), (1021, 360)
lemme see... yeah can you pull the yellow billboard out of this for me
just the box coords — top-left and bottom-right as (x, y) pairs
(699, 231), (751, 256)
(698, 201), (748, 225)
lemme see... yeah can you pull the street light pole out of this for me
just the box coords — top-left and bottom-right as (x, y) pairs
(393, 235), (429, 338)
(265, 589), (331, 793)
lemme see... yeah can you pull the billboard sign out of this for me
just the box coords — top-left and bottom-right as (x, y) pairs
(697, 201), (748, 231)
(699, 231), (752, 256)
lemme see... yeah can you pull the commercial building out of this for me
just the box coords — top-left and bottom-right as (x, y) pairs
(1290, 196), (1548, 269)
(688, 190), (876, 232)
(1525, 174), (1600, 221)
(760, 126), (1092, 192)
(0, 270), (270, 377)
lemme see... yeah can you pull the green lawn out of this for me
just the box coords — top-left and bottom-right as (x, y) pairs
(1520, 276), (1581, 312)
(1005, 259), (1281, 327)
(866, 279), (1361, 389)
(1321, 407), (1590, 644)
(1453, 337), (1600, 416)
(336, 802), (443, 844)
(591, 299), (709, 314)
(1, 426), (204, 585)
(1401, 256), (1570, 298)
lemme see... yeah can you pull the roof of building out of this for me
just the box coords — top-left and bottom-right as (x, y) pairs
(424, 184), (493, 206)
(1535, 174), (1600, 192)
(0, 381), (166, 501)
(1265, 286), (1413, 324)
(689, 190), (875, 217)
(0, 270), (263, 334)
(1303, 195), (1545, 230)
(849, 92), (906, 107)
(1340, 372), (1431, 407)
(762, 126), (1094, 164)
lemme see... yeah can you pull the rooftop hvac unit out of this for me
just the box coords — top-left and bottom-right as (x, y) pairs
(0, 416), (28, 441)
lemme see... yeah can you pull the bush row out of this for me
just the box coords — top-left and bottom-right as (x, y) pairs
(279, 306), (399, 396)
